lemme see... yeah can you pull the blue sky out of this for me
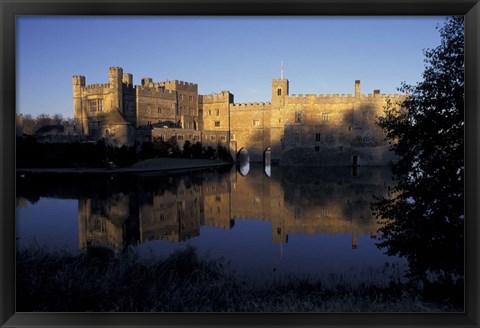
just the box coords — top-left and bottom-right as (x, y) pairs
(17, 16), (445, 118)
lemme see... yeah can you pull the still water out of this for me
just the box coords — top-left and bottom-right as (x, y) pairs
(16, 164), (404, 280)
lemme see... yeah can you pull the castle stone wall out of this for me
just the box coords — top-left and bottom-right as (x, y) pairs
(73, 67), (406, 166)
(136, 85), (177, 127)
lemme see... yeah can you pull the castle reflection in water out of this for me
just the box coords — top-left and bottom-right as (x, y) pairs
(77, 165), (393, 252)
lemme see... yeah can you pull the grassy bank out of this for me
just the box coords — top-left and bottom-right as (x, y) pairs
(16, 246), (460, 312)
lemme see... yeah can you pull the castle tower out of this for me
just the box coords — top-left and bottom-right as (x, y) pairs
(109, 67), (123, 113)
(272, 78), (289, 107)
(123, 73), (133, 87)
(72, 75), (86, 134)
(355, 80), (361, 98)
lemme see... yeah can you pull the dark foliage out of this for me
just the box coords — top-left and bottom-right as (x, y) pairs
(16, 137), (137, 168)
(138, 137), (232, 162)
(373, 17), (464, 305)
(182, 140), (193, 158)
(216, 143), (233, 162)
(18, 113), (71, 135)
(191, 141), (203, 159)
(16, 245), (458, 312)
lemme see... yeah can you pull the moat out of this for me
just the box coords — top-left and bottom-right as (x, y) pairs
(16, 163), (405, 281)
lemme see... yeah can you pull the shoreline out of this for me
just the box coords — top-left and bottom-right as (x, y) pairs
(16, 158), (234, 174)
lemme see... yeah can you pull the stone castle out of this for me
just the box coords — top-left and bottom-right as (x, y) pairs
(73, 66), (405, 165)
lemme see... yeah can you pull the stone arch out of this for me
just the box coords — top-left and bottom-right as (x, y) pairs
(237, 148), (250, 176)
(264, 147), (271, 177)
(237, 147), (249, 162)
(264, 147), (271, 164)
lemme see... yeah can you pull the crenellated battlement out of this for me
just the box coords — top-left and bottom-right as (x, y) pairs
(199, 91), (232, 103)
(109, 66), (123, 73)
(360, 93), (405, 99)
(136, 85), (176, 99)
(81, 83), (110, 93)
(159, 80), (198, 92)
(231, 102), (272, 111)
(141, 77), (154, 86)
(287, 92), (405, 103)
(72, 75), (86, 87)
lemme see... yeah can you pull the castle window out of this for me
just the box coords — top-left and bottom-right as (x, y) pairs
(147, 106), (151, 114)
(220, 135), (226, 142)
(315, 146), (320, 152)
(216, 109), (220, 116)
(210, 135), (216, 141)
(208, 110), (212, 116)
(88, 99), (97, 112)
(98, 99), (103, 112)
(177, 135), (184, 141)
(322, 113), (329, 122)
(216, 195), (221, 202)
(295, 111), (302, 123)
(348, 126), (352, 132)
(253, 119), (260, 126)
(315, 133), (321, 142)
(214, 121), (220, 127)
(158, 107), (162, 114)
(189, 95), (193, 102)
(277, 88), (282, 96)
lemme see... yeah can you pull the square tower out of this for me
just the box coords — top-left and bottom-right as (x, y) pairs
(272, 78), (289, 107)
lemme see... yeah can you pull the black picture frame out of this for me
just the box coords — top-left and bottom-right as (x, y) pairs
(1, 0), (479, 327)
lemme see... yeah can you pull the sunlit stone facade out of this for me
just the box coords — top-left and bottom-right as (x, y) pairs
(73, 67), (406, 164)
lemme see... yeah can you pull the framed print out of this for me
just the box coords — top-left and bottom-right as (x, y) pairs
(1, 0), (479, 327)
